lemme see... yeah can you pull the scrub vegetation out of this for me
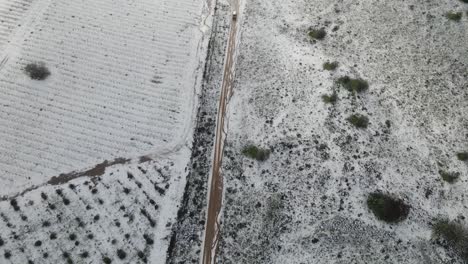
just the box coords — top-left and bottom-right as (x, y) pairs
(242, 145), (271, 161)
(367, 193), (409, 223)
(347, 114), (369, 129)
(24, 62), (50, 80)
(337, 76), (369, 93)
(308, 28), (326, 40)
(432, 219), (468, 261)
(322, 92), (338, 104)
(445, 12), (462, 21)
(439, 170), (460, 183)
(323, 61), (338, 71)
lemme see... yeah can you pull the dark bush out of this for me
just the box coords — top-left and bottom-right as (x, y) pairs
(117, 249), (127, 259)
(367, 193), (409, 223)
(322, 92), (338, 104)
(308, 28), (326, 40)
(457, 152), (468, 161)
(10, 199), (20, 211)
(41, 193), (48, 200)
(446, 12), (462, 21)
(433, 219), (468, 261)
(87, 233), (94, 240)
(80, 251), (89, 258)
(69, 233), (77, 241)
(34, 240), (42, 247)
(460, 0), (468, 3)
(347, 114), (369, 129)
(337, 76), (369, 93)
(439, 170), (460, 183)
(143, 234), (154, 245)
(24, 63), (51, 80)
(103, 256), (112, 264)
(323, 61), (338, 71)
(4, 251), (11, 259)
(242, 145), (270, 161)
(50, 233), (57, 240)
(0, 238), (3, 246)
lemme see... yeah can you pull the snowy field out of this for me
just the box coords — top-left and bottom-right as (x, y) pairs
(218, 0), (467, 263)
(0, 0), (214, 263)
(0, 0), (210, 196)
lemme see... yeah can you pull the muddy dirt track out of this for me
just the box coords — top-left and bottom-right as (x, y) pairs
(202, 0), (240, 263)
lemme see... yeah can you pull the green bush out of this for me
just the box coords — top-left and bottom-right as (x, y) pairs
(367, 193), (409, 223)
(242, 145), (270, 161)
(24, 63), (50, 80)
(439, 170), (460, 183)
(308, 28), (326, 40)
(457, 152), (468, 161)
(433, 219), (468, 261)
(322, 92), (338, 104)
(323, 61), (338, 71)
(337, 76), (369, 93)
(347, 114), (369, 128)
(460, 0), (468, 3)
(446, 12), (462, 21)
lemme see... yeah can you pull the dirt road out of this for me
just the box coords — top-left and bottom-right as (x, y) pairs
(201, 1), (239, 263)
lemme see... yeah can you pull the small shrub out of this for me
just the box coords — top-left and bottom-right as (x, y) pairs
(457, 152), (468, 161)
(367, 193), (409, 223)
(347, 114), (369, 129)
(143, 234), (154, 245)
(10, 199), (20, 211)
(24, 63), (50, 80)
(439, 170), (460, 183)
(103, 256), (112, 264)
(323, 61), (338, 71)
(117, 249), (127, 259)
(4, 250), (11, 259)
(446, 12), (462, 21)
(0, 238), (3, 246)
(69, 233), (77, 241)
(34, 240), (42, 247)
(50, 233), (57, 240)
(308, 28), (326, 40)
(80, 251), (89, 258)
(433, 219), (468, 261)
(337, 76), (369, 93)
(460, 0), (468, 3)
(322, 92), (338, 104)
(242, 145), (270, 161)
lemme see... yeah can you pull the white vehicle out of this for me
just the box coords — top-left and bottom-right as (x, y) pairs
(232, 11), (237, 20)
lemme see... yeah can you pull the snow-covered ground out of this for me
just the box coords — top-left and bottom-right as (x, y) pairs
(0, 0), (210, 196)
(218, 0), (468, 263)
(0, 0), (214, 263)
